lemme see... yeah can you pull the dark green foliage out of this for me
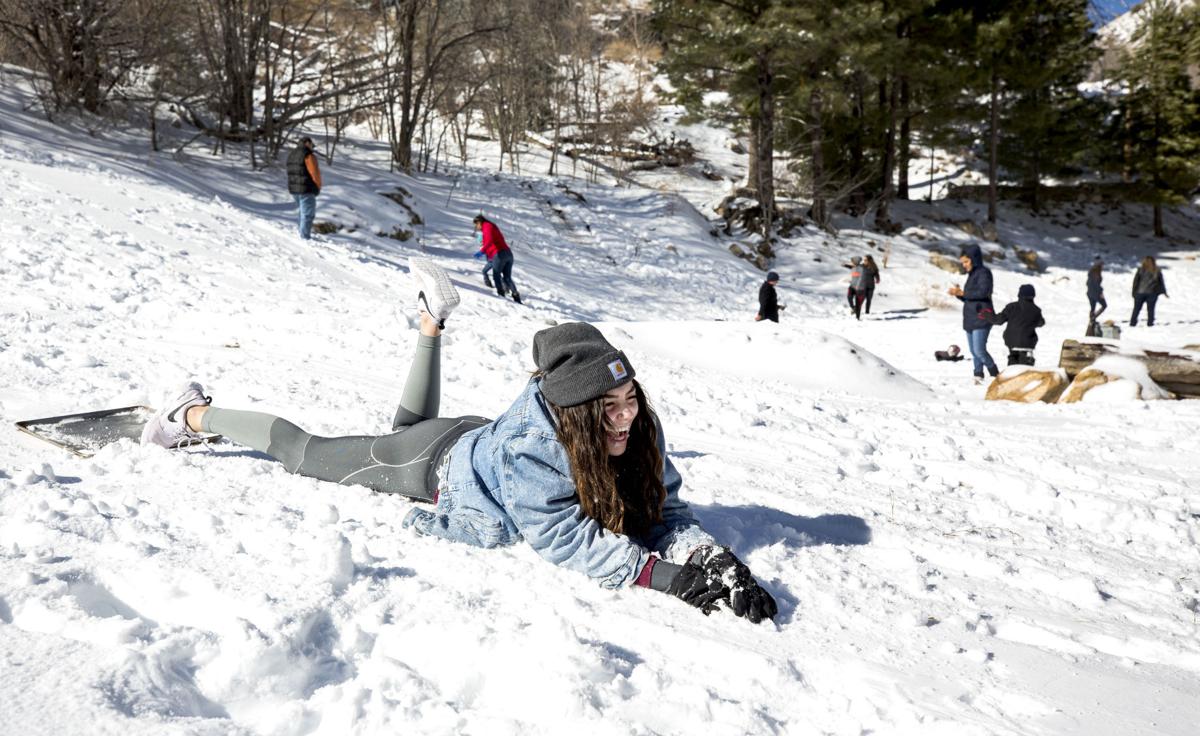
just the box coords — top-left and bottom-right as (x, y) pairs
(1113, 0), (1200, 236)
(654, 0), (1196, 235)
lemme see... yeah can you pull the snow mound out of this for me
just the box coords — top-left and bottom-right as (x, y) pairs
(613, 321), (932, 401)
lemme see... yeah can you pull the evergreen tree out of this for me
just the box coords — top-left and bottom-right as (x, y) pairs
(654, 0), (799, 237)
(1116, 0), (1200, 237)
(997, 0), (1099, 212)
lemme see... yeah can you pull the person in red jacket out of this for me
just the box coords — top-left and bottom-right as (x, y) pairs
(473, 214), (521, 303)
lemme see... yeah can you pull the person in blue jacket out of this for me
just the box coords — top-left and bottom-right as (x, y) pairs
(947, 244), (999, 381)
(141, 258), (777, 624)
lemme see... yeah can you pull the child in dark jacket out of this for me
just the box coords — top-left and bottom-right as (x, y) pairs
(988, 284), (1045, 366)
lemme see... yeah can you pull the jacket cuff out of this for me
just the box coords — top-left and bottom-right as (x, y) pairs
(634, 556), (658, 587)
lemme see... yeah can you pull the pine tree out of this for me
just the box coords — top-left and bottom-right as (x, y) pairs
(997, 0), (1099, 212)
(654, 0), (798, 238)
(1117, 0), (1200, 237)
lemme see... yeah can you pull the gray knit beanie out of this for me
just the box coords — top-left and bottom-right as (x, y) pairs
(532, 323), (636, 407)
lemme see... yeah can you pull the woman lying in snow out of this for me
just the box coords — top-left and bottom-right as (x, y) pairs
(141, 257), (777, 624)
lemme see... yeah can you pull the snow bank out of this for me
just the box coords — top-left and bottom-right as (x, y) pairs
(615, 321), (932, 401)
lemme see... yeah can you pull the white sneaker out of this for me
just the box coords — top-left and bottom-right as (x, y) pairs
(410, 256), (460, 328)
(141, 381), (212, 448)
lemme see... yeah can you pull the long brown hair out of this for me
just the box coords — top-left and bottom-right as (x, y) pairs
(1140, 256), (1158, 274)
(546, 379), (667, 536)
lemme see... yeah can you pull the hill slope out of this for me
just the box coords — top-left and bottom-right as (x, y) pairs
(2, 80), (1200, 735)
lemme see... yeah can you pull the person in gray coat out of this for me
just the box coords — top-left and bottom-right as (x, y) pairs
(1130, 256), (1168, 327)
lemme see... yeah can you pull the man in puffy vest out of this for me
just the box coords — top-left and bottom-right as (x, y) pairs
(287, 136), (322, 239)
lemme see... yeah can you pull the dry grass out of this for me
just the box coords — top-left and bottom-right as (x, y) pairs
(919, 280), (957, 310)
(603, 40), (661, 65)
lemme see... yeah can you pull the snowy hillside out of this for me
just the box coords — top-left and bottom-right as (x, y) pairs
(2, 75), (1200, 736)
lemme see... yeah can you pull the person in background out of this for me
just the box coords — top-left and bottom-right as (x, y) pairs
(286, 136), (322, 240)
(947, 244), (999, 382)
(845, 256), (862, 312)
(1130, 255), (1168, 327)
(756, 271), (781, 323)
(1087, 255), (1107, 321)
(987, 284), (1045, 366)
(849, 260), (870, 320)
(141, 259), (777, 623)
(861, 255), (881, 315)
(474, 214), (520, 303)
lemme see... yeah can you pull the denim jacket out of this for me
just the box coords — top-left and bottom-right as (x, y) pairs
(403, 379), (716, 589)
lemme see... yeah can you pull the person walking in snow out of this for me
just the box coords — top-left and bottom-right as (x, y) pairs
(756, 271), (782, 323)
(947, 244), (999, 381)
(849, 260), (873, 320)
(987, 284), (1044, 366)
(1130, 256), (1168, 327)
(844, 256), (862, 311)
(1086, 256), (1107, 321)
(141, 259), (776, 623)
(286, 136), (322, 240)
(473, 214), (520, 303)
(861, 255), (881, 315)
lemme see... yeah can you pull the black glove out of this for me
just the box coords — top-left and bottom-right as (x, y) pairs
(694, 547), (778, 624)
(666, 560), (729, 615)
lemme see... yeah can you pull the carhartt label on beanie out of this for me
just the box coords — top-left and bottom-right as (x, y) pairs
(533, 323), (636, 407)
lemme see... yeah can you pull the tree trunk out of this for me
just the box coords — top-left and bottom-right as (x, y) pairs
(755, 50), (775, 239)
(1152, 108), (1166, 237)
(747, 115), (759, 193)
(987, 66), (999, 225)
(876, 76), (897, 231)
(809, 86), (827, 227)
(898, 75), (910, 200)
(849, 72), (866, 216)
(1058, 339), (1200, 398)
(393, 0), (419, 173)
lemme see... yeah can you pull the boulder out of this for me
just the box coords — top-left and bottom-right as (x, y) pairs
(930, 252), (965, 274)
(1013, 247), (1043, 272)
(952, 219), (985, 238)
(985, 367), (1069, 403)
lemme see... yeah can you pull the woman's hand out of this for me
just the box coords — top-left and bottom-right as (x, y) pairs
(696, 547), (778, 623)
(666, 560), (729, 614)
(668, 546), (778, 623)
(947, 285), (964, 298)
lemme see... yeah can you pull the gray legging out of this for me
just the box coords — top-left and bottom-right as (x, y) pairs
(200, 334), (488, 500)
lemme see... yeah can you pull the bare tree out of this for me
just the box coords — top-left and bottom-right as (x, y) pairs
(0, 0), (165, 115)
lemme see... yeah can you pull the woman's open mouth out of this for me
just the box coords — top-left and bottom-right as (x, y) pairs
(606, 426), (630, 443)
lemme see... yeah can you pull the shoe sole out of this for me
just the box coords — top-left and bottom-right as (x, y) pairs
(410, 257), (460, 320)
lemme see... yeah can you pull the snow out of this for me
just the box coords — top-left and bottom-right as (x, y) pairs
(2, 73), (1200, 735)
(1086, 354), (1175, 400)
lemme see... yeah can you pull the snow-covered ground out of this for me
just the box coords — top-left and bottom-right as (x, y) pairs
(2, 76), (1200, 736)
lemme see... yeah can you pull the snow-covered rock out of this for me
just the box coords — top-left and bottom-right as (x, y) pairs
(985, 366), (1069, 403)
